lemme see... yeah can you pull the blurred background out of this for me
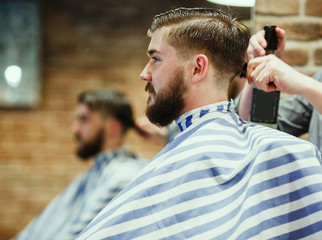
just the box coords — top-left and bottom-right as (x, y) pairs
(0, 0), (321, 238)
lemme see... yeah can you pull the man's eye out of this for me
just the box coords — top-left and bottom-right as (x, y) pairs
(152, 57), (159, 63)
(79, 116), (88, 123)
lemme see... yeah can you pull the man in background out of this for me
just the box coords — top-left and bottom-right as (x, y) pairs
(14, 89), (146, 239)
(76, 8), (322, 239)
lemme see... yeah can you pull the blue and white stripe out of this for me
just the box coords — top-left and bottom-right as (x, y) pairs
(14, 147), (146, 240)
(76, 101), (322, 240)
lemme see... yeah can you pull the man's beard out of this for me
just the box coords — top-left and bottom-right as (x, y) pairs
(76, 130), (104, 160)
(145, 69), (186, 127)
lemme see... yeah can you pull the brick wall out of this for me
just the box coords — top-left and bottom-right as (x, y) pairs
(256, 0), (322, 75)
(0, 0), (321, 238)
(0, 0), (216, 238)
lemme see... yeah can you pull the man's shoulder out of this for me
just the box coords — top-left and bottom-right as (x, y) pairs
(102, 154), (146, 178)
(166, 113), (319, 160)
(191, 119), (319, 156)
(248, 124), (321, 161)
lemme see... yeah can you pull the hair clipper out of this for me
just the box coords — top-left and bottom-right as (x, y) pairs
(250, 25), (280, 128)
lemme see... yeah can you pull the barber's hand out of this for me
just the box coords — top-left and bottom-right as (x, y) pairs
(247, 27), (286, 59)
(246, 55), (302, 94)
(135, 116), (168, 145)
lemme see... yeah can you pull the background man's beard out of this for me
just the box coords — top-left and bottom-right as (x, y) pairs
(145, 69), (186, 127)
(76, 130), (104, 160)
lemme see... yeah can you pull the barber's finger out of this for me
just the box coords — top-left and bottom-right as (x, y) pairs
(247, 44), (264, 59)
(256, 30), (267, 49)
(251, 62), (267, 89)
(275, 27), (285, 57)
(253, 30), (267, 56)
(267, 83), (278, 92)
(247, 30), (266, 59)
(246, 57), (265, 84)
(246, 62), (256, 84)
(247, 46), (255, 59)
(256, 66), (273, 91)
(256, 65), (279, 92)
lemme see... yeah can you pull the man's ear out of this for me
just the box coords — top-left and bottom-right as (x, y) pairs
(192, 54), (209, 83)
(105, 119), (122, 137)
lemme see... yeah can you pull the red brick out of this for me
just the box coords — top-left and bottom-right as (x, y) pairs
(281, 49), (309, 66)
(279, 22), (322, 41)
(256, 0), (299, 15)
(306, 0), (322, 16)
(314, 48), (322, 65)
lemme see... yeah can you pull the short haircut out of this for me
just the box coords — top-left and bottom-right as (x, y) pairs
(78, 89), (135, 134)
(148, 7), (249, 82)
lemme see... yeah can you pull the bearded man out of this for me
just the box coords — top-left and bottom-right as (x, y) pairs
(76, 8), (322, 239)
(14, 89), (146, 240)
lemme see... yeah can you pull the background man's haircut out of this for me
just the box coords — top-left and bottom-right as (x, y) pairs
(148, 7), (249, 82)
(78, 89), (135, 134)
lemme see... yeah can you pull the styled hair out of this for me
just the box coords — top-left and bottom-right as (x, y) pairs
(78, 89), (135, 135)
(148, 7), (249, 82)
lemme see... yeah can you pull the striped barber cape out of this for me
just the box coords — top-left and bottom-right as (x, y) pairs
(14, 148), (145, 240)
(76, 101), (322, 240)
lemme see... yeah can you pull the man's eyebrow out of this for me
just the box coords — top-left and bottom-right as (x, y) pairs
(147, 49), (159, 56)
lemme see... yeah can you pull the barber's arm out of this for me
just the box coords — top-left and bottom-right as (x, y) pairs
(247, 55), (322, 114)
(135, 116), (168, 145)
(238, 27), (285, 120)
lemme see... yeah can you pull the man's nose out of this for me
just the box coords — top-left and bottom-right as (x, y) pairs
(71, 121), (80, 135)
(140, 64), (152, 82)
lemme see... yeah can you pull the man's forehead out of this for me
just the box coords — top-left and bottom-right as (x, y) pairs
(74, 104), (91, 116)
(148, 30), (163, 51)
(148, 29), (176, 56)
